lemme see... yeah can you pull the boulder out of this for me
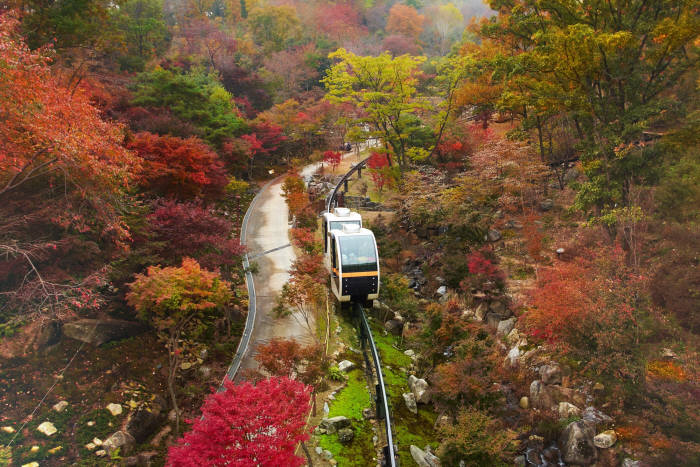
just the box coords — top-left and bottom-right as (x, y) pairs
(63, 319), (147, 346)
(622, 459), (642, 467)
(36, 421), (57, 436)
(530, 380), (555, 410)
(519, 397), (529, 410)
(558, 402), (581, 419)
(403, 392), (418, 414)
(52, 401), (69, 412)
(506, 345), (521, 368)
(560, 421), (597, 466)
(594, 430), (617, 449)
(409, 445), (440, 467)
(488, 300), (507, 315)
(337, 428), (354, 444)
(540, 199), (554, 211)
(106, 403), (123, 416)
(319, 416), (350, 434)
(581, 406), (613, 426)
(486, 229), (502, 242)
(474, 303), (487, 322)
(36, 320), (62, 350)
(408, 375), (430, 404)
(338, 360), (355, 372)
(404, 349), (415, 358)
(486, 312), (505, 330)
(539, 363), (562, 385)
(436, 286), (447, 296)
(125, 397), (166, 443)
(384, 319), (404, 336)
(497, 318), (516, 337)
(103, 430), (135, 456)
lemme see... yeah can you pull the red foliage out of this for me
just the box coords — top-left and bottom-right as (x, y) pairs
(323, 150), (342, 171)
(127, 132), (227, 200)
(167, 377), (311, 467)
(149, 200), (244, 269)
(290, 253), (325, 283)
(367, 152), (391, 192)
(242, 121), (286, 157)
(290, 228), (316, 254)
(315, 2), (366, 42)
(382, 34), (421, 55)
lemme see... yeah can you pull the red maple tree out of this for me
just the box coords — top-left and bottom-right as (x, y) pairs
(127, 131), (228, 200)
(167, 377), (312, 467)
(323, 150), (342, 172)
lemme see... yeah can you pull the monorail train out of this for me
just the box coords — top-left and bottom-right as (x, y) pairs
(328, 223), (380, 305)
(322, 207), (362, 260)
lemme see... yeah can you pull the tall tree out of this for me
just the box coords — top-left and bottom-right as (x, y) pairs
(323, 48), (428, 169)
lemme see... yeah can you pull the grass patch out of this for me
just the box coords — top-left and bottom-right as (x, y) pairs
(318, 418), (376, 466)
(327, 369), (371, 420)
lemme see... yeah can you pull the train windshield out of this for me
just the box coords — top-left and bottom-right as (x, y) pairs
(339, 235), (377, 273)
(329, 220), (361, 231)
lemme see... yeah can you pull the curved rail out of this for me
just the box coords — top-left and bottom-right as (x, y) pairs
(328, 161), (398, 467)
(325, 157), (369, 213)
(218, 178), (277, 391)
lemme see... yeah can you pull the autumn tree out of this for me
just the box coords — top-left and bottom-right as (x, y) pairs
(255, 338), (327, 414)
(127, 258), (231, 433)
(276, 274), (326, 344)
(127, 132), (228, 200)
(148, 200), (245, 272)
(386, 3), (425, 41)
(167, 377), (312, 467)
(478, 0), (699, 213)
(248, 4), (302, 53)
(323, 150), (342, 172)
(111, 0), (170, 71)
(0, 12), (134, 320)
(324, 48), (428, 170)
(131, 67), (246, 146)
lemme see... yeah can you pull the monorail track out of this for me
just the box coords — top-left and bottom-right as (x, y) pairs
(327, 159), (398, 467)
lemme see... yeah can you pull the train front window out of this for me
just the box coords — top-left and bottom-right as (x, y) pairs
(329, 220), (361, 231)
(339, 235), (377, 273)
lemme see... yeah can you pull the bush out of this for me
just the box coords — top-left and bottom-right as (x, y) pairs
(438, 408), (515, 466)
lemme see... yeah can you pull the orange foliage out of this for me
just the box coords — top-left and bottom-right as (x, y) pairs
(646, 360), (688, 382)
(386, 4), (425, 40)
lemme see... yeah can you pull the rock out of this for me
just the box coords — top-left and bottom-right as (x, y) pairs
(323, 402), (329, 416)
(403, 392), (418, 414)
(539, 363), (563, 385)
(106, 403), (123, 416)
(530, 380), (555, 410)
(103, 430), (135, 456)
(2, 426), (15, 433)
(87, 421), (95, 427)
(505, 220), (523, 230)
(315, 446), (323, 455)
(362, 408), (374, 419)
(338, 360), (355, 372)
(409, 445), (440, 467)
(384, 319), (404, 336)
(592, 382), (605, 392)
(486, 312), (505, 330)
(594, 430), (617, 448)
(506, 345), (521, 368)
(125, 397), (166, 443)
(436, 286), (447, 296)
(486, 229), (502, 242)
(322, 449), (333, 460)
(540, 199), (554, 211)
(63, 319), (147, 346)
(622, 459), (642, 467)
(497, 317), (516, 337)
(408, 375), (430, 404)
(85, 442), (96, 451)
(404, 349), (415, 358)
(122, 455), (140, 466)
(198, 366), (212, 379)
(37, 421), (57, 436)
(514, 455), (526, 466)
(505, 328), (521, 345)
(30, 446), (40, 453)
(559, 402), (582, 419)
(93, 437), (103, 446)
(661, 348), (677, 360)
(560, 420), (597, 465)
(474, 303), (487, 321)
(319, 416), (350, 434)
(52, 400), (69, 412)
(581, 406), (612, 426)
(564, 167), (580, 183)
(519, 397), (529, 409)
(95, 449), (107, 457)
(337, 427), (354, 444)
(137, 451), (159, 464)
(489, 300), (507, 315)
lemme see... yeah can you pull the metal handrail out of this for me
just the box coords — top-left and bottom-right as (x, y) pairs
(325, 157), (370, 213)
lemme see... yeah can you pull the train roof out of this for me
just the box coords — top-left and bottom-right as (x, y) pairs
(332, 225), (375, 238)
(323, 207), (362, 222)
